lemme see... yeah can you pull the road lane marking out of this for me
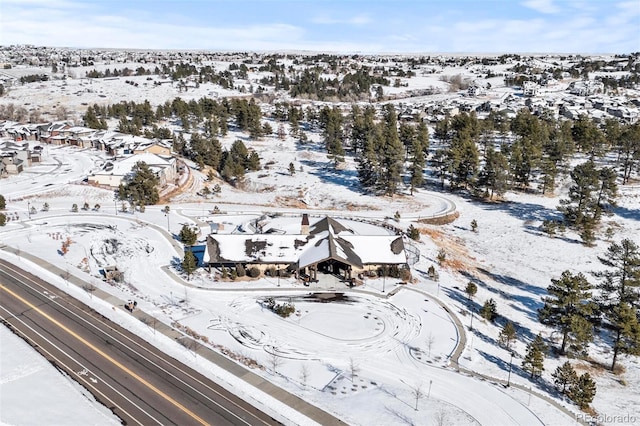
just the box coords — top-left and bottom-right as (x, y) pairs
(0, 283), (209, 426)
(0, 305), (147, 426)
(1, 260), (263, 426)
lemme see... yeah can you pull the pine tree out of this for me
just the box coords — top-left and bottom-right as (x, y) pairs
(569, 373), (597, 409)
(479, 298), (498, 322)
(464, 282), (478, 306)
(409, 139), (424, 195)
(288, 162), (295, 176)
(593, 166), (618, 221)
(498, 322), (517, 349)
(618, 123), (640, 184)
(179, 224), (198, 246)
(378, 104), (404, 195)
(181, 250), (197, 280)
(477, 145), (509, 199)
(595, 239), (640, 370)
(447, 132), (479, 189)
(552, 361), (577, 394)
(118, 161), (160, 206)
(522, 334), (547, 378)
(416, 121), (430, 155)
(558, 160), (597, 225)
(538, 271), (595, 356)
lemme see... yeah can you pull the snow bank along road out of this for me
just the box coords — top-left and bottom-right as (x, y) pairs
(0, 260), (279, 426)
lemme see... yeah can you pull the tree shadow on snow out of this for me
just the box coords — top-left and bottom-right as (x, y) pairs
(384, 406), (416, 426)
(614, 205), (640, 221)
(476, 198), (562, 223)
(300, 159), (361, 193)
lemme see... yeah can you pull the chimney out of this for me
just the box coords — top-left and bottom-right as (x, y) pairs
(301, 214), (309, 235)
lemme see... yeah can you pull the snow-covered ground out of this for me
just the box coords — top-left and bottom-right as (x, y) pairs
(0, 325), (121, 426)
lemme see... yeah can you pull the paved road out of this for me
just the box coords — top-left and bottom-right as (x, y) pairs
(0, 260), (280, 426)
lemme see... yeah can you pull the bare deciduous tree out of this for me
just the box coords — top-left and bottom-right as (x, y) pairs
(434, 409), (449, 426)
(349, 358), (360, 381)
(268, 351), (282, 374)
(410, 382), (425, 411)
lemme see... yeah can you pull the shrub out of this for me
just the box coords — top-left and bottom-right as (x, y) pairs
(247, 267), (261, 278)
(236, 263), (246, 277)
(407, 224), (420, 241)
(399, 268), (412, 282)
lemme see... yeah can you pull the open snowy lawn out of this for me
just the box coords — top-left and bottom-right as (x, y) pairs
(0, 325), (121, 426)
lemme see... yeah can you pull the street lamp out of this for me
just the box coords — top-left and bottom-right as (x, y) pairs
(428, 380), (433, 398)
(507, 351), (514, 387)
(27, 201), (31, 219)
(382, 272), (386, 293)
(165, 213), (170, 233)
(114, 196), (118, 216)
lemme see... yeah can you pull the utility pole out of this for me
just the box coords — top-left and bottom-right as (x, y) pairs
(469, 308), (474, 331)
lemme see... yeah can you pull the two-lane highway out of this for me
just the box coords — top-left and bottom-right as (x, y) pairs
(0, 260), (280, 426)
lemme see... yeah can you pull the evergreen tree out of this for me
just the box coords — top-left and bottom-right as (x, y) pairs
(0, 194), (5, 210)
(464, 281), (478, 305)
(594, 238), (640, 311)
(479, 298), (498, 322)
(509, 109), (545, 188)
(181, 250), (197, 280)
(448, 132), (479, 189)
(522, 334), (547, 379)
(409, 139), (424, 195)
(539, 157), (558, 195)
(558, 160), (600, 229)
(595, 241), (640, 369)
(319, 106), (345, 159)
(178, 224), (198, 246)
(552, 361), (577, 394)
(593, 166), (618, 221)
(378, 104), (404, 195)
(399, 122), (416, 160)
(288, 162), (295, 175)
(416, 121), (430, 156)
(538, 271), (595, 356)
(569, 373), (597, 409)
(498, 321), (517, 349)
(477, 146), (509, 199)
(117, 162), (159, 206)
(572, 115), (605, 157)
(617, 123), (640, 184)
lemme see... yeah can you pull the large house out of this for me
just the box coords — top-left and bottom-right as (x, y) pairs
(203, 215), (408, 282)
(88, 152), (177, 188)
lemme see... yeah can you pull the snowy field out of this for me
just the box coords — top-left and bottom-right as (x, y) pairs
(0, 325), (121, 426)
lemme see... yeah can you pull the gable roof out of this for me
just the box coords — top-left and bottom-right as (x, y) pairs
(204, 216), (406, 269)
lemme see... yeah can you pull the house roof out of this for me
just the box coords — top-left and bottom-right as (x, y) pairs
(203, 216), (406, 269)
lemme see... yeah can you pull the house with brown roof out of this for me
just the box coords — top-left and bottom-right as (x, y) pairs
(203, 216), (408, 282)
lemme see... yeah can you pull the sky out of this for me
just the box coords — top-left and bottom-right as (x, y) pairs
(1, 0), (639, 54)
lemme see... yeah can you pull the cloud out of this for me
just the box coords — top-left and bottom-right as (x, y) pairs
(311, 14), (371, 25)
(522, 0), (561, 14)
